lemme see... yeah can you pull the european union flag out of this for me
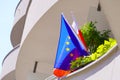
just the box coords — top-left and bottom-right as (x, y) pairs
(54, 13), (88, 71)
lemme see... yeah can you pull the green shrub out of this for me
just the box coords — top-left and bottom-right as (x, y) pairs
(81, 22), (111, 53)
(70, 38), (117, 71)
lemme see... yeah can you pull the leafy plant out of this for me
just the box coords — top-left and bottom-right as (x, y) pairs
(70, 38), (117, 71)
(81, 22), (111, 53)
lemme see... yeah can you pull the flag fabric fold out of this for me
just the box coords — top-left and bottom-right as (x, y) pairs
(53, 13), (88, 78)
(72, 20), (87, 51)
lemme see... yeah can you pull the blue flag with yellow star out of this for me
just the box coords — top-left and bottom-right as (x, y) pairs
(54, 13), (88, 71)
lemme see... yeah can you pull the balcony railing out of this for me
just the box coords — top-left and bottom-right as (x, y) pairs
(2, 44), (20, 65)
(1, 44), (20, 79)
(14, 0), (22, 16)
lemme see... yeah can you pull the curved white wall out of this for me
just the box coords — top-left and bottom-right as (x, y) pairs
(21, 0), (100, 45)
(1, 0), (120, 80)
(0, 45), (20, 80)
(11, 0), (30, 47)
(13, 0), (30, 25)
(21, 0), (58, 45)
(16, 0), (100, 80)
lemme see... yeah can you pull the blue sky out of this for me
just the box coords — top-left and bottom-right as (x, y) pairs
(0, 0), (19, 73)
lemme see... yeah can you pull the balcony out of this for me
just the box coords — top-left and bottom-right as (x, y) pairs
(11, 0), (30, 47)
(15, 0), (110, 80)
(14, 0), (29, 24)
(62, 44), (119, 80)
(44, 44), (118, 80)
(14, 0), (120, 80)
(0, 45), (20, 80)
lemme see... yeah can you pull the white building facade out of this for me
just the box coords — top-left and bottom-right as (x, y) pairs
(1, 0), (120, 80)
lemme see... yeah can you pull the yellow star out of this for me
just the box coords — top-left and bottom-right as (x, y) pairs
(66, 41), (70, 45)
(66, 48), (70, 51)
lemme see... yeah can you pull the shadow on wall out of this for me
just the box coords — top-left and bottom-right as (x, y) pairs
(87, 7), (114, 37)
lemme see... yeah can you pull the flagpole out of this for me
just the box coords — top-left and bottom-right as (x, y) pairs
(70, 11), (79, 27)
